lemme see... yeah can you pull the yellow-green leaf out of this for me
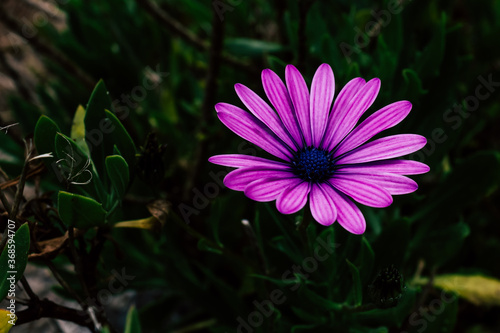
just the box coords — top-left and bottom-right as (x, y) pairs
(113, 216), (161, 231)
(0, 309), (16, 333)
(415, 274), (500, 306)
(71, 105), (90, 156)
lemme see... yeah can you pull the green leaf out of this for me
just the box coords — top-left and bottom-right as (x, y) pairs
(34, 115), (60, 155)
(104, 109), (136, 170)
(124, 305), (141, 333)
(58, 191), (107, 229)
(84, 80), (114, 183)
(0, 223), (30, 300)
(355, 237), (375, 284)
(70, 105), (90, 156)
(347, 259), (362, 307)
(298, 285), (343, 311)
(197, 239), (223, 255)
(105, 155), (129, 198)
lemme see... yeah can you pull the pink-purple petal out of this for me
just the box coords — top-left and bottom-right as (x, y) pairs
(310, 64), (335, 147)
(336, 160), (430, 175)
(326, 186), (366, 234)
(321, 77), (366, 150)
(224, 168), (294, 191)
(262, 69), (303, 148)
(336, 134), (427, 165)
(309, 183), (337, 226)
(329, 176), (393, 208)
(334, 101), (412, 157)
(244, 177), (301, 202)
(285, 65), (312, 146)
(208, 154), (289, 168)
(235, 83), (297, 150)
(276, 180), (311, 214)
(335, 172), (418, 195)
(216, 103), (293, 161)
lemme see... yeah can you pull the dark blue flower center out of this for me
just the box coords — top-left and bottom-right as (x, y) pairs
(291, 147), (336, 182)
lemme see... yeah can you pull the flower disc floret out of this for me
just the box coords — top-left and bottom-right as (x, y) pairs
(292, 147), (335, 182)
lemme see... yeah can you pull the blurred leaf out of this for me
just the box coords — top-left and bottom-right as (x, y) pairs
(197, 239), (223, 255)
(412, 296), (458, 333)
(412, 151), (500, 224)
(298, 285), (343, 311)
(411, 222), (470, 266)
(414, 12), (446, 79)
(105, 155), (129, 198)
(291, 306), (327, 324)
(347, 259), (363, 307)
(415, 275), (500, 307)
(0, 223), (30, 300)
(372, 219), (410, 269)
(58, 191), (107, 229)
(114, 216), (161, 231)
(355, 237), (375, 284)
(225, 38), (284, 57)
(71, 105), (90, 156)
(124, 305), (141, 333)
(354, 287), (417, 327)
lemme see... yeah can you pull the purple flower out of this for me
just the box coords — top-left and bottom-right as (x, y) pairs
(209, 64), (429, 234)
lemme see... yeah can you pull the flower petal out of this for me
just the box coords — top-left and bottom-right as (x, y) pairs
(286, 65), (312, 146)
(309, 183), (337, 226)
(244, 177), (301, 202)
(216, 103), (293, 161)
(262, 69), (303, 148)
(329, 176), (393, 208)
(334, 101), (412, 157)
(336, 160), (430, 175)
(276, 180), (311, 214)
(336, 134), (427, 165)
(326, 186), (366, 234)
(321, 77), (366, 150)
(208, 154), (289, 168)
(310, 64), (335, 147)
(235, 84), (297, 150)
(336, 172), (418, 195)
(224, 168), (293, 191)
(324, 78), (381, 151)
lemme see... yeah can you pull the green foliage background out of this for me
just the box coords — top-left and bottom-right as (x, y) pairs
(1, 0), (500, 332)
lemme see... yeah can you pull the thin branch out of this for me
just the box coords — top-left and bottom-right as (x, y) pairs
(10, 141), (32, 219)
(15, 298), (96, 332)
(20, 276), (39, 301)
(0, 187), (12, 213)
(135, 0), (253, 73)
(135, 0), (208, 50)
